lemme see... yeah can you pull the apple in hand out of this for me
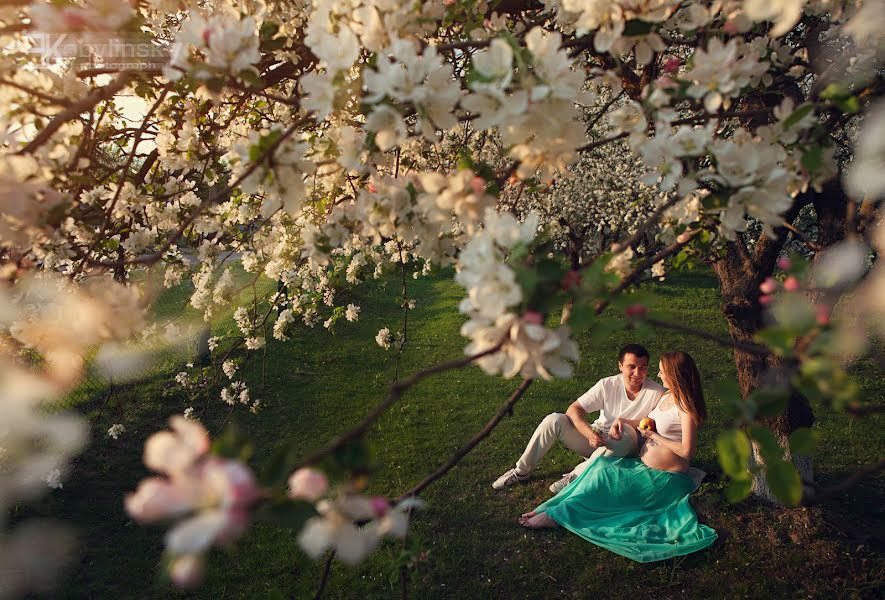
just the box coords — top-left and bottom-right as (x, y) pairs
(638, 417), (656, 432)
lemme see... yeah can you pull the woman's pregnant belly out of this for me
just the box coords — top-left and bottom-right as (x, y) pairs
(639, 440), (689, 473)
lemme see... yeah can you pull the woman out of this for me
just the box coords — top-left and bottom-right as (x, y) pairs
(518, 351), (717, 563)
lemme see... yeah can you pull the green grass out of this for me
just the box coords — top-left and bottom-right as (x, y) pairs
(21, 266), (884, 599)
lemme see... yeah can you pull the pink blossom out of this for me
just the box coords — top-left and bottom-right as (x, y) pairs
(288, 468), (329, 501)
(783, 276), (801, 292)
(124, 477), (202, 522)
(62, 10), (88, 30)
(663, 58), (681, 73)
(143, 416), (210, 476)
(169, 554), (205, 589)
(625, 304), (647, 319)
(759, 277), (777, 295)
(759, 294), (774, 305)
(470, 176), (486, 195)
(723, 20), (740, 34)
(369, 496), (390, 518)
(127, 418), (260, 587)
(777, 256), (792, 270)
(521, 311), (544, 325)
(560, 271), (581, 291)
(200, 457), (260, 509)
(815, 304), (831, 325)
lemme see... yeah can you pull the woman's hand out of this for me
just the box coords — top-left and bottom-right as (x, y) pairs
(608, 419), (623, 440)
(638, 427), (658, 441)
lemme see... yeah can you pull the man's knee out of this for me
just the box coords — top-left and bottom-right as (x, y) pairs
(540, 412), (570, 434)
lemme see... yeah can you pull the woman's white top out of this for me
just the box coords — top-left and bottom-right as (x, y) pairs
(648, 396), (683, 442)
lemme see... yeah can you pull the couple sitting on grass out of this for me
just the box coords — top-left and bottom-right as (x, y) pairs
(493, 344), (717, 562)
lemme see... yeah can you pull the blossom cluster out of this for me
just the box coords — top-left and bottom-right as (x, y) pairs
(0, 0), (883, 593)
(456, 209), (580, 379)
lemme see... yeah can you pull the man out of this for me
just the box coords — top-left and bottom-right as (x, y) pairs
(492, 344), (666, 493)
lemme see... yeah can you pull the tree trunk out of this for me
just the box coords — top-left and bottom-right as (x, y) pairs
(711, 227), (816, 503)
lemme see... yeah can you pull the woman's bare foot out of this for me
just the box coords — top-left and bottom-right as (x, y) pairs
(518, 511), (559, 529)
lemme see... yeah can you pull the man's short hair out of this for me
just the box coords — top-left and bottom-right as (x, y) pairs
(618, 344), (650, 363)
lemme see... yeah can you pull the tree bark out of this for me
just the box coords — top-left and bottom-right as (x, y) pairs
(711, 208), (816, 503)
(711, 175), (860, 503)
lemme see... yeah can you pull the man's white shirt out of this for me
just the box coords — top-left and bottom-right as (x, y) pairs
(576, 374), (666, 431)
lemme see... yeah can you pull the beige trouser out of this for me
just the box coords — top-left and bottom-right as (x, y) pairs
(514, 412), (637, 476)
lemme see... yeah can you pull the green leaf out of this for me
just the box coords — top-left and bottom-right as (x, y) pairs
(588, 319), (623, 346)
(257, 498), (318, 529)
(766, 460), (803, 507)
(716, 429), (751, 479)
(259, 442), (299, 487)
(622, 19), (654, 36)
(566, 301), (594, 333)
(819, 83), (860, 114)
(259, 21), (280, 41)
(748, 425), (783, 464)
(536, 256), (567, 281)
(714, 380), (753, 421)
(211, 423), (253, 462)
(789, 428), (819, 455)
(333, 438), (374, 473)
(801, 146), (823, 174)
(266, 588), (286, 600)
(752, 389), (789, 418)
(725, 476), (752, 503)
(782, 104), (814, 130)
(456, 154), (475, 171)
(513, 265), (539, 299)
(712, 380), (742, 405)
(755, 327), (795, 357)
(819, 83), (848, 101)
(835, 96), (860, 114)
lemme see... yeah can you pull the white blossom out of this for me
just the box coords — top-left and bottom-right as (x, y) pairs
(375, 327), (392, 349)
(107, 423), (126, 440)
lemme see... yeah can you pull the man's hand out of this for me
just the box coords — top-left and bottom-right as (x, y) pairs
(588, 430), (605, 448)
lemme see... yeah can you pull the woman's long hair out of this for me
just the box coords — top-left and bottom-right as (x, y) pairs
(660, 351), (706, 425)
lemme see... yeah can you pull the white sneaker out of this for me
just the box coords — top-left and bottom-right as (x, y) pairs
(492, 468), (529, 490)
(548, 473), (576, 494)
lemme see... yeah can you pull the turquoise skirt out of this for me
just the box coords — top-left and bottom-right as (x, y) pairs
(536, 456), (717, 562)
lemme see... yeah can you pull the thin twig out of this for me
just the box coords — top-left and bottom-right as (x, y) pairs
(313, 551), (335, 600)
(290, 343), (506, 472)
(645, 317), (771, 356)
(72, 83), (172, 278)
(782, 221), (822, 252)
(396, 377), (533, 502)
(88, 386), (116, 433)
(592, 230), (701, 315)
(81, 117), (310, 269)
(609, 195), (682, 256)
(0, 78), (72, 106)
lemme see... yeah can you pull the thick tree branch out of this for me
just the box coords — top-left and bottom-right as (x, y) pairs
(18, 73), (132, 155)
(804, 457), (885, 505)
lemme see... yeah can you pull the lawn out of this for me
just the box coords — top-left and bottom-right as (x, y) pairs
(22, 265), (884, 599)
